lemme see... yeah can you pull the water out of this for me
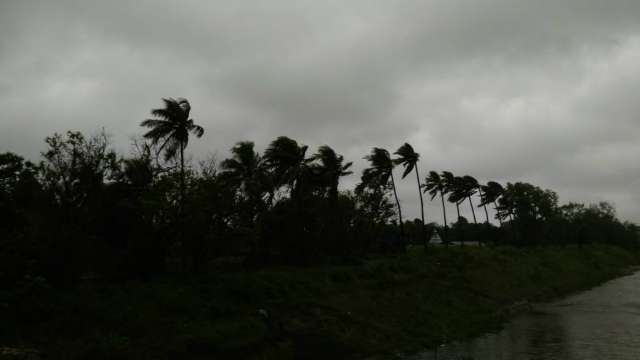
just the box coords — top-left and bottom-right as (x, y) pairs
(407, 271), (640, 360)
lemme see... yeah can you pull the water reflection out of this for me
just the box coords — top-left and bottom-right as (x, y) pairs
(408, 272), (640, 360)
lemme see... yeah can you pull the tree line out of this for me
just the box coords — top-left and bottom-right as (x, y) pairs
(1, 98), (637, 284)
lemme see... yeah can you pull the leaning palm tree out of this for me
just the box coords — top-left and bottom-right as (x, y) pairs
(220, 141), (269, 209)
(362, 148), (404, 240)
(476, 184), (490, 224)
(442, 172), (462, 221)
(141, 98), (204, 205)
(479, 181), (504, 225)
(495, 182), (515, 223)
(312, 145), (352, 199)
(424, 171), (448, 245)
(461, 175), (479, 224)
(394, 143), (427, 249)
(263, 136), (313, 199)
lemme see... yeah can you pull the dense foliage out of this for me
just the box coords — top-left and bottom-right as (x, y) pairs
(1, 99), (637, 287)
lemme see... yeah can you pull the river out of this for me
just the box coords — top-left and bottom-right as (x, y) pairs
(406, 271), (640, 360)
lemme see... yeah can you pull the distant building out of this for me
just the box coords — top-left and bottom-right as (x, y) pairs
(429, 231), (443, 245)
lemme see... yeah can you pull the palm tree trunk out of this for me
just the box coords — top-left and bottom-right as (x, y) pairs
(440, 191), (448, 247)
(478, 188), (489, 223)
(456, 201), (464, 247)
(179, 142), (186, 271)
(493, 201), (502, 226)
(180, 142), (185, 209)
(389, 172), (405, 249)
(414, 166), (427, 251)
(468, 196), (477, 224)
(482, 204), (490, 223)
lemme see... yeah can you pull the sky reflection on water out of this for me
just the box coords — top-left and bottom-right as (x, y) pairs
(408, 272), (640, 360)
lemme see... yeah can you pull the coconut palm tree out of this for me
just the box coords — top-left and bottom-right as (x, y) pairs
(461, 175), (479, 224)
(263, 136), (313, 199)
(479, 181), (504, 225)
(220, 141), (269, 212)
(362, 148), (404, 240)
(424, 170), (448, 245)
(394, 143), (427, 249)
(476, 185), (490, 224)
(140, 98), (204, 205)
(495, 182), (515, 222)
(442, 172), (463, 221)
(312, 145), (352, 199)
(478, 181), (504, 225)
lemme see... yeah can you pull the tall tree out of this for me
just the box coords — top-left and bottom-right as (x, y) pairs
(442, 172), (462, 221)
(312, 145), (352, 199)
(221, 141), (270, 221)
(476, 184), (490, 224)
(362, 148), (404, 242)
(140, 98), (204, 206)
(424, 170), (448, 245)
(479, 181), (505, 225)
(461, 175), (479, 224)
(263, 136), (313, 199)
(394, 143), (427, 250)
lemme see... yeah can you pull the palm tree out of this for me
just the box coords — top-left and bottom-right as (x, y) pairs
(479, 181), (504, 225)
(140, 98), (204, 205)
(461, 175), (479, 224)
(394, 143), (427, 249)
(220, 141), (269, 213)
(495, 182), (515, 223)
(476, 185), (490, 224)
(362, 148), (404, 241)
(478, 181), (504, 225)
(442, 172), (462, 221)
(263, 136), (313, 199)
(424, 171), (448, 244)
(312, 145), (352, 199)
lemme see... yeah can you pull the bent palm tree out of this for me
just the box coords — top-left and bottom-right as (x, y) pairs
(424, 170), (448, 245)
(442, 172), (462, 221)
(476, 185), (490, 224)
(264, 136), (313, 199)
(221, 141), (269, 214)
(362, 148), (404, 242)
(141, 98), (204, 205)
(313, 145), (352, 199)
(461, 175), (479, 224)
(394, 143), (427, 250)
(479, 181), (504, 225)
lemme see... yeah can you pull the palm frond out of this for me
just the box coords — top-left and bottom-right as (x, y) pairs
(142, 126), (174, 143)
(190, 124), (204, 138)
(140, 119), (170, 128)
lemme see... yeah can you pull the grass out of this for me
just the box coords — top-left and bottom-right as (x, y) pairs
(1, 244), (638, 359)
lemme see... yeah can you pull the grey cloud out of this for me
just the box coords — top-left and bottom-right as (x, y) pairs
(1, 0), (640, 222)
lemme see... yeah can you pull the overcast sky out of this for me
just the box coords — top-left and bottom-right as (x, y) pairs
(1, 0), (640, 223)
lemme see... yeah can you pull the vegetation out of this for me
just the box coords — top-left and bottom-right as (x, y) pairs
(2, 246), (637, 359)
(1, 98), (639, 358)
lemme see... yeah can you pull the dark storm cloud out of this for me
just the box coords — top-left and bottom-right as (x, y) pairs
(1, 0), (640, 222)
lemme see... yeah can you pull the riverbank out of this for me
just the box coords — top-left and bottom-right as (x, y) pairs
(2, 245), (639, 359)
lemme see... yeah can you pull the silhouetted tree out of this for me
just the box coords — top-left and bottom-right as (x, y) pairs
(264, 136), (313, 200)
(361, 148), (404, 245)
(443, 173), (463, 222)
(479, 181), (504, 225)
(312, 145), (352, 200)
(394, 143), (427, 250)
(424, 171), (449, 244)
(140, 98), (204, 207)
(461, 175), (479, 224)
(221, 141), (270, 221)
